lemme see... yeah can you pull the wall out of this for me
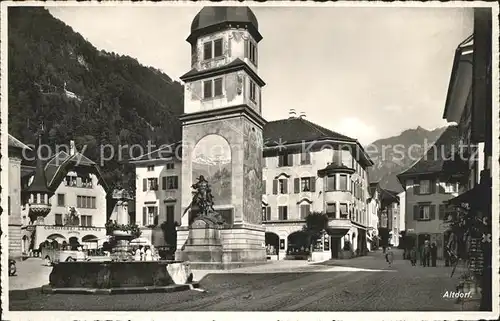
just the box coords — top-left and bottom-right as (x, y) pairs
(135, 160), (183, 227)
(25, 172), (108, 247)
(44, 173), (107, 227)
(191, 29), (258, 75)
(403, 178), (460, 235)
(398, 191), (406, 232)
(181, 116), (263, 227)
(185, 71), (261, 115)
(263, 147), (370, 224)
(8, 154), (22, 257)
(242, 120), (264, 225)
(185, 28), (262, 115)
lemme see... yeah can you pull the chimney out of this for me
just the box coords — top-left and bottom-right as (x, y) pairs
(299, 112), (306, 119)
(289, 108), (297, 119)
(69, 140), (76, 156)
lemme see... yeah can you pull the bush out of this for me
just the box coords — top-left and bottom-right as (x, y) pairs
(105, 220), (141, 238)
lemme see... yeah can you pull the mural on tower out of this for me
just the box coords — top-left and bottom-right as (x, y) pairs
(191, 134), (232, 206)
(243, 121), (264, 224)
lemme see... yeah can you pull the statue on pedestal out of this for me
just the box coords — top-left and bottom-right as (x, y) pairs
(190, 175), (224, 226)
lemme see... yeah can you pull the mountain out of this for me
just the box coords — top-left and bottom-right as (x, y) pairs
(193, 153), (231, 166)
(8, 7), (184, 195)
(366, 126), (448, 192)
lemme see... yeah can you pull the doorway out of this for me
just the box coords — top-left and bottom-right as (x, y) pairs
(330, 237), (340, 259)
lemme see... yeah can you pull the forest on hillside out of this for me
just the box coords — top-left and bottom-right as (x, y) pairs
(8, 7), (184, 195)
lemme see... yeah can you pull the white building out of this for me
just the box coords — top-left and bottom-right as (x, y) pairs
(21, 141), (109, 251)
(129, 143), (182, 242)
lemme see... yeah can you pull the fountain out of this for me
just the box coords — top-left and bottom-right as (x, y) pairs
(42, 189), (196, 294)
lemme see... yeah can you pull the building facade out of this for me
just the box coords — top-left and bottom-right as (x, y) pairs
(441, 8), (492, 311)
(130, 150), (182, 242)
(8, 134), (31, 258)
(20, 141), (109, 251)
(262, 114), (373, 259)
(367, 183), (381, 250)
(397, 126), (462, 259)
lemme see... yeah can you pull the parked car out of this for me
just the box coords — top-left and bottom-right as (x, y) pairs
(41, 248), (87, 265)
(9, 259), (17, 276)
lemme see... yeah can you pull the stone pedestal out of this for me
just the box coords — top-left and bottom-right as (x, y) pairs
(176, 220), (267, 270)
(111, 231), (133, 261)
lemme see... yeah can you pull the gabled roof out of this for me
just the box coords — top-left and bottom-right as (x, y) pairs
(263, 117), (356, 146)
(398, 125), (459, 178)
(23, 150), (109, 193)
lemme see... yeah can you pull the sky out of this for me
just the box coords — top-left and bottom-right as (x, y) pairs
(48, 5), (473, 145)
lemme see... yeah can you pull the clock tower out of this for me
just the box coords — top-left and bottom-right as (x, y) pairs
(176, 6), (267, 267)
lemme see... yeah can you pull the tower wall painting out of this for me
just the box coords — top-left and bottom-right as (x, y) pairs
(191, 134), (232, 206)
(242, 121), (263, 225)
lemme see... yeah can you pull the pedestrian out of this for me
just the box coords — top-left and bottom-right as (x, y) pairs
(134, 247), (141, 261)
(431, 243), (437, 267)
(385, 247), (394, 267)
(409, 247), (417, 266)
(423, 241), (431, 267)
(145, 246), (153, 261)
(139, 245), (145, 261)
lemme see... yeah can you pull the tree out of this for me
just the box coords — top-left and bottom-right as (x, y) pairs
(303, 211), (329, 251)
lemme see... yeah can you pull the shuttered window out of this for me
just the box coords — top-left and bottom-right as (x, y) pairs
(439, 204), (446, 220)
(278, 179), (288, 194)
(262, 206), (271, 221)
(278, 206), (288, 220)
(300, 204), (311, 219)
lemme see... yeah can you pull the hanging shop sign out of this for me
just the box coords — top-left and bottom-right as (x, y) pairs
(44, 225), (102, 232)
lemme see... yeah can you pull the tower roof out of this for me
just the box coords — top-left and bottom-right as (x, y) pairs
(25, 150), (52, 195)
(188, 6), (262, 44)
(191, 6), (258, 32)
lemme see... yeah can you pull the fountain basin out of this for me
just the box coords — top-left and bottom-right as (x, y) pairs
(42, 260), (196, 295)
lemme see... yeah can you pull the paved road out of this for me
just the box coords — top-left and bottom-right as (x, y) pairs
(9, 250), (479, 311)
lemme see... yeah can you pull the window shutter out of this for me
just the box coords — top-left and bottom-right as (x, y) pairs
(287, 153), (293, 166)
(310, 177), (316, 192)
(255, 44), (258, 66)
(430, 205), (436, 220)
(413, 205), (419, 220)
(154, 207), (159, 224)
(283, 179), (288, 194)
(294, 178), (300, 193)
(414, 181), (420, 195)
(273, 179), (278, 194)
(266, 206), (271, 221)
(437, 179), (443, 194)
(439, 204), (445, 220)
(162, 177), (167, 190)
(262, 180), (266, 194)
(430, 180), (436, 194)
(244, 39), (249, 58)
(174, 176), (179, 189)
(142, 207), (147, 226)
(278, 155), (283, 167)
(143, 178), (147, 191)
